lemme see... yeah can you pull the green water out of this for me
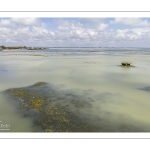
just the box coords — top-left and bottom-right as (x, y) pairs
(0, 50), (150, 132)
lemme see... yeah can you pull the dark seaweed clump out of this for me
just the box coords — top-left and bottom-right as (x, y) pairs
(138, 86), (150, 92)
(121, 62), (131, 66)
(120, 62), (135, 68)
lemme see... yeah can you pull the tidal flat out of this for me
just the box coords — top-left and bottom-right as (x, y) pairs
(0, 48), (150, 132)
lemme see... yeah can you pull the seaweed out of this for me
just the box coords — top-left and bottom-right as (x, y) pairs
(6, 82), (98, 132)
(34, 82), (46, 86)
(138, 86), (150, 92)
(121, 62), (131, 66)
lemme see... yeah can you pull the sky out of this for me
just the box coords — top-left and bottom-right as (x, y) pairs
(1, 17), (150, 47)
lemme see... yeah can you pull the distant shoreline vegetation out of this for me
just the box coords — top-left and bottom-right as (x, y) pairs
(1, 45), (150, 50)
(0, 45), (47, 50)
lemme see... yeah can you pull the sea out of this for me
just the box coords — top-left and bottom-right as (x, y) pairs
(0, 47), (150, 133)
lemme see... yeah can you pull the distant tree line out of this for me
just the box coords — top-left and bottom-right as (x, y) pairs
(0, 45), (27, 49)
(0, 45), (6, 49)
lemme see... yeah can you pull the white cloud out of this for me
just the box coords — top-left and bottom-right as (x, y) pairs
(87, 29), (98, 36)
(58, 20), (84, 31)
(110, 18), (150, 27)
(97, 23), (108, 31)
(57, 19), (108, 32)
(0, 19), (11, 26)
(11, 18), (40, 26)
(1, 18), (150, 47)
(79, 18), (104, 24)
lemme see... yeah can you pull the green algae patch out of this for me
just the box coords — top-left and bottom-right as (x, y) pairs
(29, 99), (44, 112)
(22, 105), (29, 110)
(46, 106), (69, 123)
(7, 89), (32, 99)
(7, 86), (45, 112)
(34, 82), (46, 86)
(35, 104), (93, 132)
(24, 113), (29, 117)
(5, 82), (99, 132)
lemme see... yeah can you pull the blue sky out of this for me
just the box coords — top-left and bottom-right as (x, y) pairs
(1, 18), (150, 47)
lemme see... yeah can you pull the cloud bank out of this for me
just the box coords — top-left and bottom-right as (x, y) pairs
(0, 18), (150, 47)
(110, 18), (150, 27)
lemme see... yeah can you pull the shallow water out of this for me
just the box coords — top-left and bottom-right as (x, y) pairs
(0, 48), (150, 132)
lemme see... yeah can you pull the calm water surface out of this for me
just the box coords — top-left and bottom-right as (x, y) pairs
(0, 48), (150, 132)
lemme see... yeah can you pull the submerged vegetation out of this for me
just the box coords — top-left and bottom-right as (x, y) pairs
(29, 99), (44, 112)
(8, 87), (45, 112)
(34, 82), (46, 86)
(24, 113), (29, 117)
(6, 82), (97, 132)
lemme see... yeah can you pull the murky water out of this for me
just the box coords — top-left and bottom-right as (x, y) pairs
(0, 48), (150, 132)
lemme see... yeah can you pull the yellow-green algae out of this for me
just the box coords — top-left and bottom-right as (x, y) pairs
(46, 106), (69, 123)
(34, 103), (93, 132)
(22, 105), (29, 110)
(34, 82), (46, 86)
(7, 86), (45, 112)
(24, 113), (29, 117)
(6, 82), (98, 132)
(29, 99), (44, 112)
